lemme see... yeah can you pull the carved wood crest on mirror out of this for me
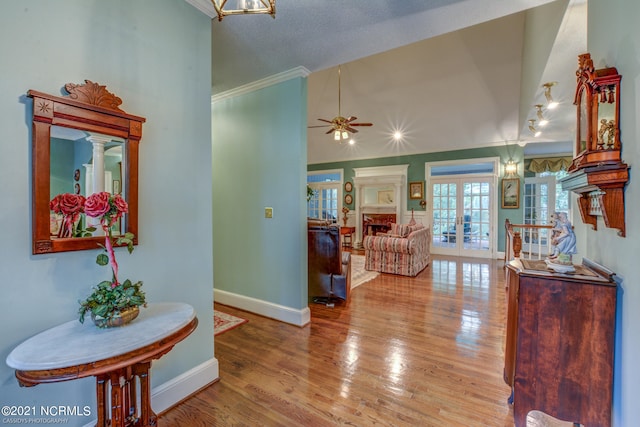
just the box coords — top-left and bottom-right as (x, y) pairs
(28, 80), (146, 254)
(561, 53), (629, 237)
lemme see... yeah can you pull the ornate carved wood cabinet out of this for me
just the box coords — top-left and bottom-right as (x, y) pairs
(504, 259), (616, 427)
(561, 53), (629, 237)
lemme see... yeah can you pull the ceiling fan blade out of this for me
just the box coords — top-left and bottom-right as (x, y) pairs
(308, 125), (332, 128)
(325, 129), (335, 135)
(350, 122), (373, 127)
(345, 126), (359, 134)
(317, 118), (333, 124)
(346, 116), (357, 122)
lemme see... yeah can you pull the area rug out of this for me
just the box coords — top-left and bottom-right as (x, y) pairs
(214, 310), (248, 336)
(351, 254), (379, 289)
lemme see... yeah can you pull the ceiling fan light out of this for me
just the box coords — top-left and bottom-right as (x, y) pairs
(341, 130), (349, 140)
(334, 130), (341, 141)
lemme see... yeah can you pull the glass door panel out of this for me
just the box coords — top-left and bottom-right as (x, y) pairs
(431, 177), (493, 258)
(523, 176), (555, 256)
(307, 183), (339, 223)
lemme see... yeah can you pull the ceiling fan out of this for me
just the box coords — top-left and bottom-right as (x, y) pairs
(308, 65), (373, 142)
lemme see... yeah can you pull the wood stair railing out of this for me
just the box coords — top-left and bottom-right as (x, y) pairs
(505, 219), (555, 261)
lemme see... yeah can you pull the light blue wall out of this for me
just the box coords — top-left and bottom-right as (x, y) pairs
(309, 144), (525, 251)
(50, 138), (75, 196)
(587, 1), (640, 425)
(213, 78), (308, 309)
(0, 1), (213, 425)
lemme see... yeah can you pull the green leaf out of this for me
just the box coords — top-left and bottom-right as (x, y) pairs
(96, 253), (109, 266)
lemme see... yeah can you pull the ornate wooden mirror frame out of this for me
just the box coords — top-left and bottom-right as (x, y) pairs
(28, 80), (146, 254)
(561, 53), (629, 237)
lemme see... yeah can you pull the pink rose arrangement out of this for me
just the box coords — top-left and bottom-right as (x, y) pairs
(49, 192), (145, 326)
(49, 193), (86, 237)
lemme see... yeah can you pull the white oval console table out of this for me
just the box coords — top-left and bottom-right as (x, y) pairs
(6, 302), (198, 427)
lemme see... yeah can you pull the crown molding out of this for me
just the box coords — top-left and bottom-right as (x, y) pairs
(184, 0), (217, 19)
(211, 67), (311, 104)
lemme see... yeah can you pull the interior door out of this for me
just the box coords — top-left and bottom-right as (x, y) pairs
(430, 177), (493, 258)
(522, 176), (555, 255)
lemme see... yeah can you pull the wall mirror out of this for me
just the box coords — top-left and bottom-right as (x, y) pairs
(28, 80), (145, 254)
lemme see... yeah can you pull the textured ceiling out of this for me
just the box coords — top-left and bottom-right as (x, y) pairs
(188, 0), (586, 163)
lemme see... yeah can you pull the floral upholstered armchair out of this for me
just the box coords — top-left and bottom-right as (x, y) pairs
(363, 223), (431, 277)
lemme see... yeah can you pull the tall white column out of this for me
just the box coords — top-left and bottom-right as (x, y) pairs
(85, 133), (112, 235)
(86, 133), (111, 194)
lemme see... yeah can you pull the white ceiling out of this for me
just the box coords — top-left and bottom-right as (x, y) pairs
(188, 0), (586, 164)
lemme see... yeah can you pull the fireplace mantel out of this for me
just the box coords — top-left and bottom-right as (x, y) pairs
(352, 165), (408, 247)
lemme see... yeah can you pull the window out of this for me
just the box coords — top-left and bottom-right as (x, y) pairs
(522, 170), (571, 254)
(307, 171), (341, 222)
(541, 170), (570, 215)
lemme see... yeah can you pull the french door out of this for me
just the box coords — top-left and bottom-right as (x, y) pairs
(430, 177), (494, 258)
(522, 176), (556, 255)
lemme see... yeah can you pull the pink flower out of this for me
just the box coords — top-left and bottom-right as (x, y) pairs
(49, 194), (62, 213)
(50, 193), (85, 216)
(113, 194), (128, 214)
(84, 192), (111, 219)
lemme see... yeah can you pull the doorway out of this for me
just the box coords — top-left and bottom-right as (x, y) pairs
(427, 159), (497, 258)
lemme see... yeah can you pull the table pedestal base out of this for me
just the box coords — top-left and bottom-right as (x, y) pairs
(96, 362), (157, 427)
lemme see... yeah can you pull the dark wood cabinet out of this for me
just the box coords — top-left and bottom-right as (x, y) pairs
(504, 259), (616, 427)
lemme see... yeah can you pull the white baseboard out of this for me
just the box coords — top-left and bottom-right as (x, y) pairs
(497, 251), (505, 260)
(214, 289), (311, 326)
(152, 357), (219, 413)
(84, 357), (219, 426)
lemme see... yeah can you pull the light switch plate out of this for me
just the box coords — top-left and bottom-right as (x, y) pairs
(265, 207), (273, 218)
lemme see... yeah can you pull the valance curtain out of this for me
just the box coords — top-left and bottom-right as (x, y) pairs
(526, 157), (572, 173)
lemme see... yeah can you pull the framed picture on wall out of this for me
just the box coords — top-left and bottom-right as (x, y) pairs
(409, 181), (424, 200)
(377, 190), (394, 204)
(344, 181), (353, 192)
(501, 178), (520, 209)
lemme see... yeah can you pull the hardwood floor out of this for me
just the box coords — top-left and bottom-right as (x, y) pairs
(161, 255), (514, 426)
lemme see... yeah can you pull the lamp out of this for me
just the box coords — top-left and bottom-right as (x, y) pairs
(534, 104), (548, 127)
(212, 0), (275, 21)
(528, 119), (541, 137)
(505, 160), (518, 177)
(543, 82), (559, 109)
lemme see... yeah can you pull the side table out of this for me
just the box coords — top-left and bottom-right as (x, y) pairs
(340, 226), (355, 248)
(6, 302), (198, 427)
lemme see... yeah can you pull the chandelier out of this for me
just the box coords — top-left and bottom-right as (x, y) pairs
(212, 0), (276, 21)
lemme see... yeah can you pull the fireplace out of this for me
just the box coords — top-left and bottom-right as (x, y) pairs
(352, 165), (408, 248)
(362, 213), (397, 239)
